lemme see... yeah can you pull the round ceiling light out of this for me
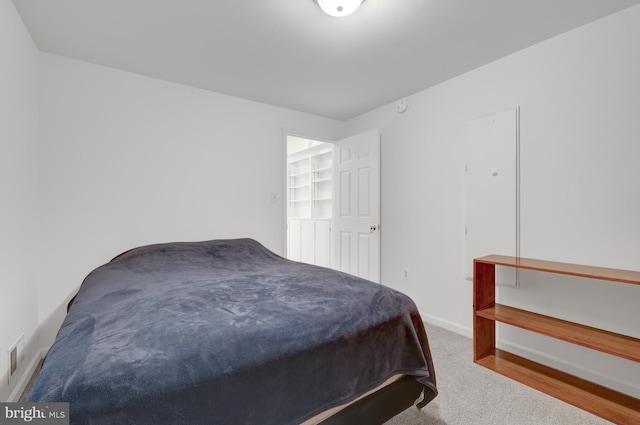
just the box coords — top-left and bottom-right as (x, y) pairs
(315, 0), (364, 17)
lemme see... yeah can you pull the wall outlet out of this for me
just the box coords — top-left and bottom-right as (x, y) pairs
(403, 267), (410, 280)
(7, 334), (25, 384)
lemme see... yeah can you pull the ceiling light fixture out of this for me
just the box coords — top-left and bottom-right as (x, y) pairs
(314, 0), (365, 17)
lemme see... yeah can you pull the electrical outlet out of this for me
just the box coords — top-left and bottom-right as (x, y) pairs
(403, 267), (410, 280)
(7, 334), (24, 384)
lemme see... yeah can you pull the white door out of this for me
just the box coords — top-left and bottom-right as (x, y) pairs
(332, 129), (381, 282)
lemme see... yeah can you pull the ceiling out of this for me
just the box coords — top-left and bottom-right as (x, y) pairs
(12, 0), (640, 120)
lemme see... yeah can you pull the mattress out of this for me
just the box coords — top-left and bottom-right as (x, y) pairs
(30, 238), (437, 424)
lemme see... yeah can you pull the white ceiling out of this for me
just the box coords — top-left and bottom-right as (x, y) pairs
(12, 0), (640, 120)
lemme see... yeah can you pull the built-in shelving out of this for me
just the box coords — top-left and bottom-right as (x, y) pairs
(287, 144), (333, 220)
(287, 141), (334, 268)
(473, 255), (640, 424)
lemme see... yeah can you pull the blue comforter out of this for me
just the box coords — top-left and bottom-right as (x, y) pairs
(30, 238), (437, 424)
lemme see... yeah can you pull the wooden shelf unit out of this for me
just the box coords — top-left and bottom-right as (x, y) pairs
(473, 255), (640, 425)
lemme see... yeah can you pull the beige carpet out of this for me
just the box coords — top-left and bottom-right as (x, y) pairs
(385, 324), (613, 425)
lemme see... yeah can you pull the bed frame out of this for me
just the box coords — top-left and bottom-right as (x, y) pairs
(320, 376), (434, 424)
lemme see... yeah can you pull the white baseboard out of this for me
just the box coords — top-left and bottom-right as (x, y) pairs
(7, 347), (47, 402)
(5, 288), (75, 402)
(420, 311), (472, 338)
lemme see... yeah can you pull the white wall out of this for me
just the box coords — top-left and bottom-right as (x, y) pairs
(0, 0), (40, 401)
(38, 53), (345, 345)
(6, 0), (639, 403)
(347, 5), (640, 396)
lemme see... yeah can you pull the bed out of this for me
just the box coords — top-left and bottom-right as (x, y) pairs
(29, 238), (437, 424)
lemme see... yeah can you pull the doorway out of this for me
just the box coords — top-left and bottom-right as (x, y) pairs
(285, 130), (381, 282)
(286, 135), (334, 268)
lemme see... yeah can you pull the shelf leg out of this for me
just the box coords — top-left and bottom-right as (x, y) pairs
(474, 261), (496, 360)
